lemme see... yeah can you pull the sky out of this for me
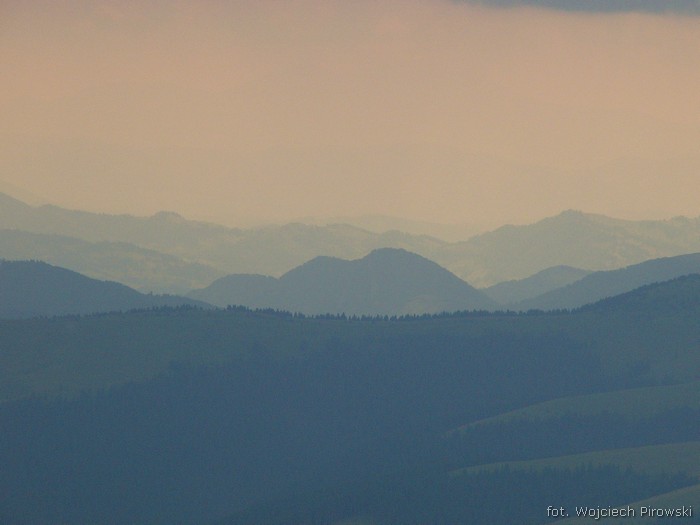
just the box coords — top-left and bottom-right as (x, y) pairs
(2, 0), (700, 227)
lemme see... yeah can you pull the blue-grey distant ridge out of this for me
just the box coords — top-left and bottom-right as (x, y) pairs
(188, 248), (498, 315)
(0, 260), (212, 318)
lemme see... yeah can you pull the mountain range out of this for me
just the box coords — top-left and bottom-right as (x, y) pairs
(190, 250), (700, 315)
(439, 209), (700, 286)
(4, 192), (700, 291)
(0, 229), (221, 293)
(5, 247), (700, 319)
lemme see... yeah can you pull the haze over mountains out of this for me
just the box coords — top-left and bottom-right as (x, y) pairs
(188, 248), (497, 315)
(0, 260), (209, 318)
(514, 252), (700, 311)
(3, 193), (700, 524)
(5, 248), (700, 320)
(4, 192), (700, 292)
(5, 189), (700, 317)
(439, 210), (700, 286)
(189, 250), (700, 314)
(5, 2), (700, 522)
(0, 229), (220, 294)
(293, 214), (485, 242)
(482, 265), (592, 304)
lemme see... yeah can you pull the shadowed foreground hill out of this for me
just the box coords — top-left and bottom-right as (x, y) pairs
(188, 248), (498, 315)
(1, 275), (700, 524)
(0, 260), (211, 318)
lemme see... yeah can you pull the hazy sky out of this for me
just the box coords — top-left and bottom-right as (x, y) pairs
(2, 0), (699, 227)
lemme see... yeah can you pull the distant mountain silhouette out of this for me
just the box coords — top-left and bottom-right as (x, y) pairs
(482, 265), (591, 304)
(515, 253), (700, 311)
(5, 193), (700, 288)
(438, 210), (700, 286)
(0, 260), (211, 318)
(0, 229), (221, 293)
(0, 192), (443, 279)
(295, 214), (483, 242)
(189, 248), (497, 315)
(186, 274), (279, 310)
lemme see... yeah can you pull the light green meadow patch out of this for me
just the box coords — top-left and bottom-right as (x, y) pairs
(452, 380), (700, 434)
(452, 441), (700, 479)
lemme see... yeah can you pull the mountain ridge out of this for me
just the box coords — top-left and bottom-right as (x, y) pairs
(188, 248), (498, 315)
(0, 259), (212, 318)
(515, 253), (700, 311)
(4, 192), (700, 288)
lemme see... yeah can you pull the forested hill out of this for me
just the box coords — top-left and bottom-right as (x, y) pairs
(0, 275), (699, 524)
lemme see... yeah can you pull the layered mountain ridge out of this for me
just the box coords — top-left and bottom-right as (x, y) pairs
(4, 192), (700, 291)
(0, 260), (211, 318)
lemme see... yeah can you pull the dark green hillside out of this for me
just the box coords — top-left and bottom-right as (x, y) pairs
(583, 273), (700, 315)
(453, 380), (700, 430)
(1, 275), (699, 524)
(455, 442), (700, 481)
(0, 260), (210, 319)
(220, 465), (693, 525)
(189, 248), (497, 314)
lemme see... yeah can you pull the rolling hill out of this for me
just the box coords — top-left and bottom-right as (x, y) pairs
(188, 248), (498, 315)
(5, 192), (700, 288)
(515, 253), (700, 310)
(0, 259), (211, 318)
(481, 265), (591, 304)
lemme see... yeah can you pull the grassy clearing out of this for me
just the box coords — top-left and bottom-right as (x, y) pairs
(452, 381), (700, 434)
(452, 441), (700, 478)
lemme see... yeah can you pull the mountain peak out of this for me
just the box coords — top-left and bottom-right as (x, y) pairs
(152, 211), (185, 222)
(363, 247), (414, 260)
(0, 191), (31, 210)
(193, 249), (496, 314)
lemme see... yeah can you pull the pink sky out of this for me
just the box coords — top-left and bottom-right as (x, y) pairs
(2, 0), (699, 226)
